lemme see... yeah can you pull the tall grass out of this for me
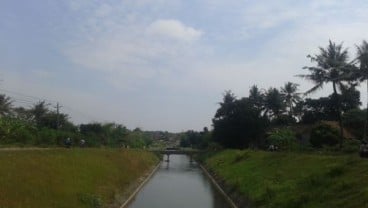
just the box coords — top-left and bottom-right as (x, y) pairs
(0, 148), (158, 208)
(204, 150), (368, 208)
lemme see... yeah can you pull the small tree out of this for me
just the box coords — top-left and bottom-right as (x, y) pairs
(0, 94), (13, 117)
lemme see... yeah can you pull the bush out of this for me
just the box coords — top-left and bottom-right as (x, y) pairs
(310, 124), (339, 148)
(36, 128), (57, 145)
(124, 131), (152, 148)
(343, 109), (366, 138)
(341, 139), (360, 153)
(0, 117), (36, 144)
(207, 142), (224, 151)
(267, 128), (297, 151)
(12, 127), (35, 144)
(272, 115), (296, 125)
(78, 193), (102, 208)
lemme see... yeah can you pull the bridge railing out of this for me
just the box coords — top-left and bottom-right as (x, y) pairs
(149, 149), (203, 155)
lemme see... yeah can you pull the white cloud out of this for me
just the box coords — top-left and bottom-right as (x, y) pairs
(64, 3), (207, 91)
(147, 19), (203, 42)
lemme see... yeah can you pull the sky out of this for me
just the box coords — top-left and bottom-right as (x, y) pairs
(1, 0), (368, 132)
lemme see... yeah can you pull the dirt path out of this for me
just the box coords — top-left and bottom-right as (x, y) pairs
(0, 147), (55, 151)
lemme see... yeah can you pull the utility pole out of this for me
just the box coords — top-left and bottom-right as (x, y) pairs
(55, 102), (61, 130)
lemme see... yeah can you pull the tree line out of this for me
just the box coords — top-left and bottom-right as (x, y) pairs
(0, 97), (152, 147)
(181, 40), (368, 150)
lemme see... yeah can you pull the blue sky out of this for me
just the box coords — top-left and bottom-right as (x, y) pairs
(1, 0), (368, 132)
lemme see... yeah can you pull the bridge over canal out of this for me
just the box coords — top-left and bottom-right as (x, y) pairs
(150, 149), (203, 162)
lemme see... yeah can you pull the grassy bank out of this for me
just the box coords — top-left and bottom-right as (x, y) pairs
(203, 150), (368, 208)
(0, 148), (159, 208)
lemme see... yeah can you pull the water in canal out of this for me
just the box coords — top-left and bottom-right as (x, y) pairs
(128, 154), (233, 208)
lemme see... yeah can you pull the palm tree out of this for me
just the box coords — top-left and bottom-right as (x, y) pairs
(264, 87), (285, 119)
(280, 82), (301, 118)
(298, 40), (354, 147)
(0, 94), (13, 117)
(356, 40), (368, 139)
(214, 90), (237, 119)
(248, 85), (264, 111)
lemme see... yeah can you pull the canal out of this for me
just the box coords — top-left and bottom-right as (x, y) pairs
(127, 154), (233, 208)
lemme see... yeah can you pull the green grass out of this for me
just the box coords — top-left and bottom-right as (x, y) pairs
(204, 150), (368, 208)
(0, 148), (159, 208)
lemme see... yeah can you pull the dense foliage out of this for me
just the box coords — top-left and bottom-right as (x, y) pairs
(310, 123), (340, 148)
(212, 92), (269, 148)
(267, 128), (297, 151)
(180, 128), (211, 149)
(0, 97), (152, 148)
(343, 109), (366, 138)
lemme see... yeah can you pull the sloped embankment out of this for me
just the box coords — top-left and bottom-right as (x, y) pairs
(203, 150), (368, 208)
(0, 148), (159, 208)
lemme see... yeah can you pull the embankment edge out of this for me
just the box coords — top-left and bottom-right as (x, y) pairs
(199, 164), (238, 208)
(120, 162), (161, 208)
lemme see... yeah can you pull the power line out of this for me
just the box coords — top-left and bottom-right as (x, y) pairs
(0, 88), (102, 123)
(12, 100), (34, 106)
(12, 98), (35, 104)
(0, 88), (58, 104)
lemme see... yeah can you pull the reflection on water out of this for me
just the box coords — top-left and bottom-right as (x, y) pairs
(128, 155), (232, 208)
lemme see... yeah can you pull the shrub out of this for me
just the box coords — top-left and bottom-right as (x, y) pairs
(0, 117), (36, 144)
(272, 115), (296, 125)
(267, 128), (297, 151)
(35, 128), (57, 145)
(310, 124), (339, 148)
(343, 109), (365, 138)
(78, 193), (102, 208)
(207, 142), (224, 151)
(12, 127), (35, 144)
(341, 139), (360, 153)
